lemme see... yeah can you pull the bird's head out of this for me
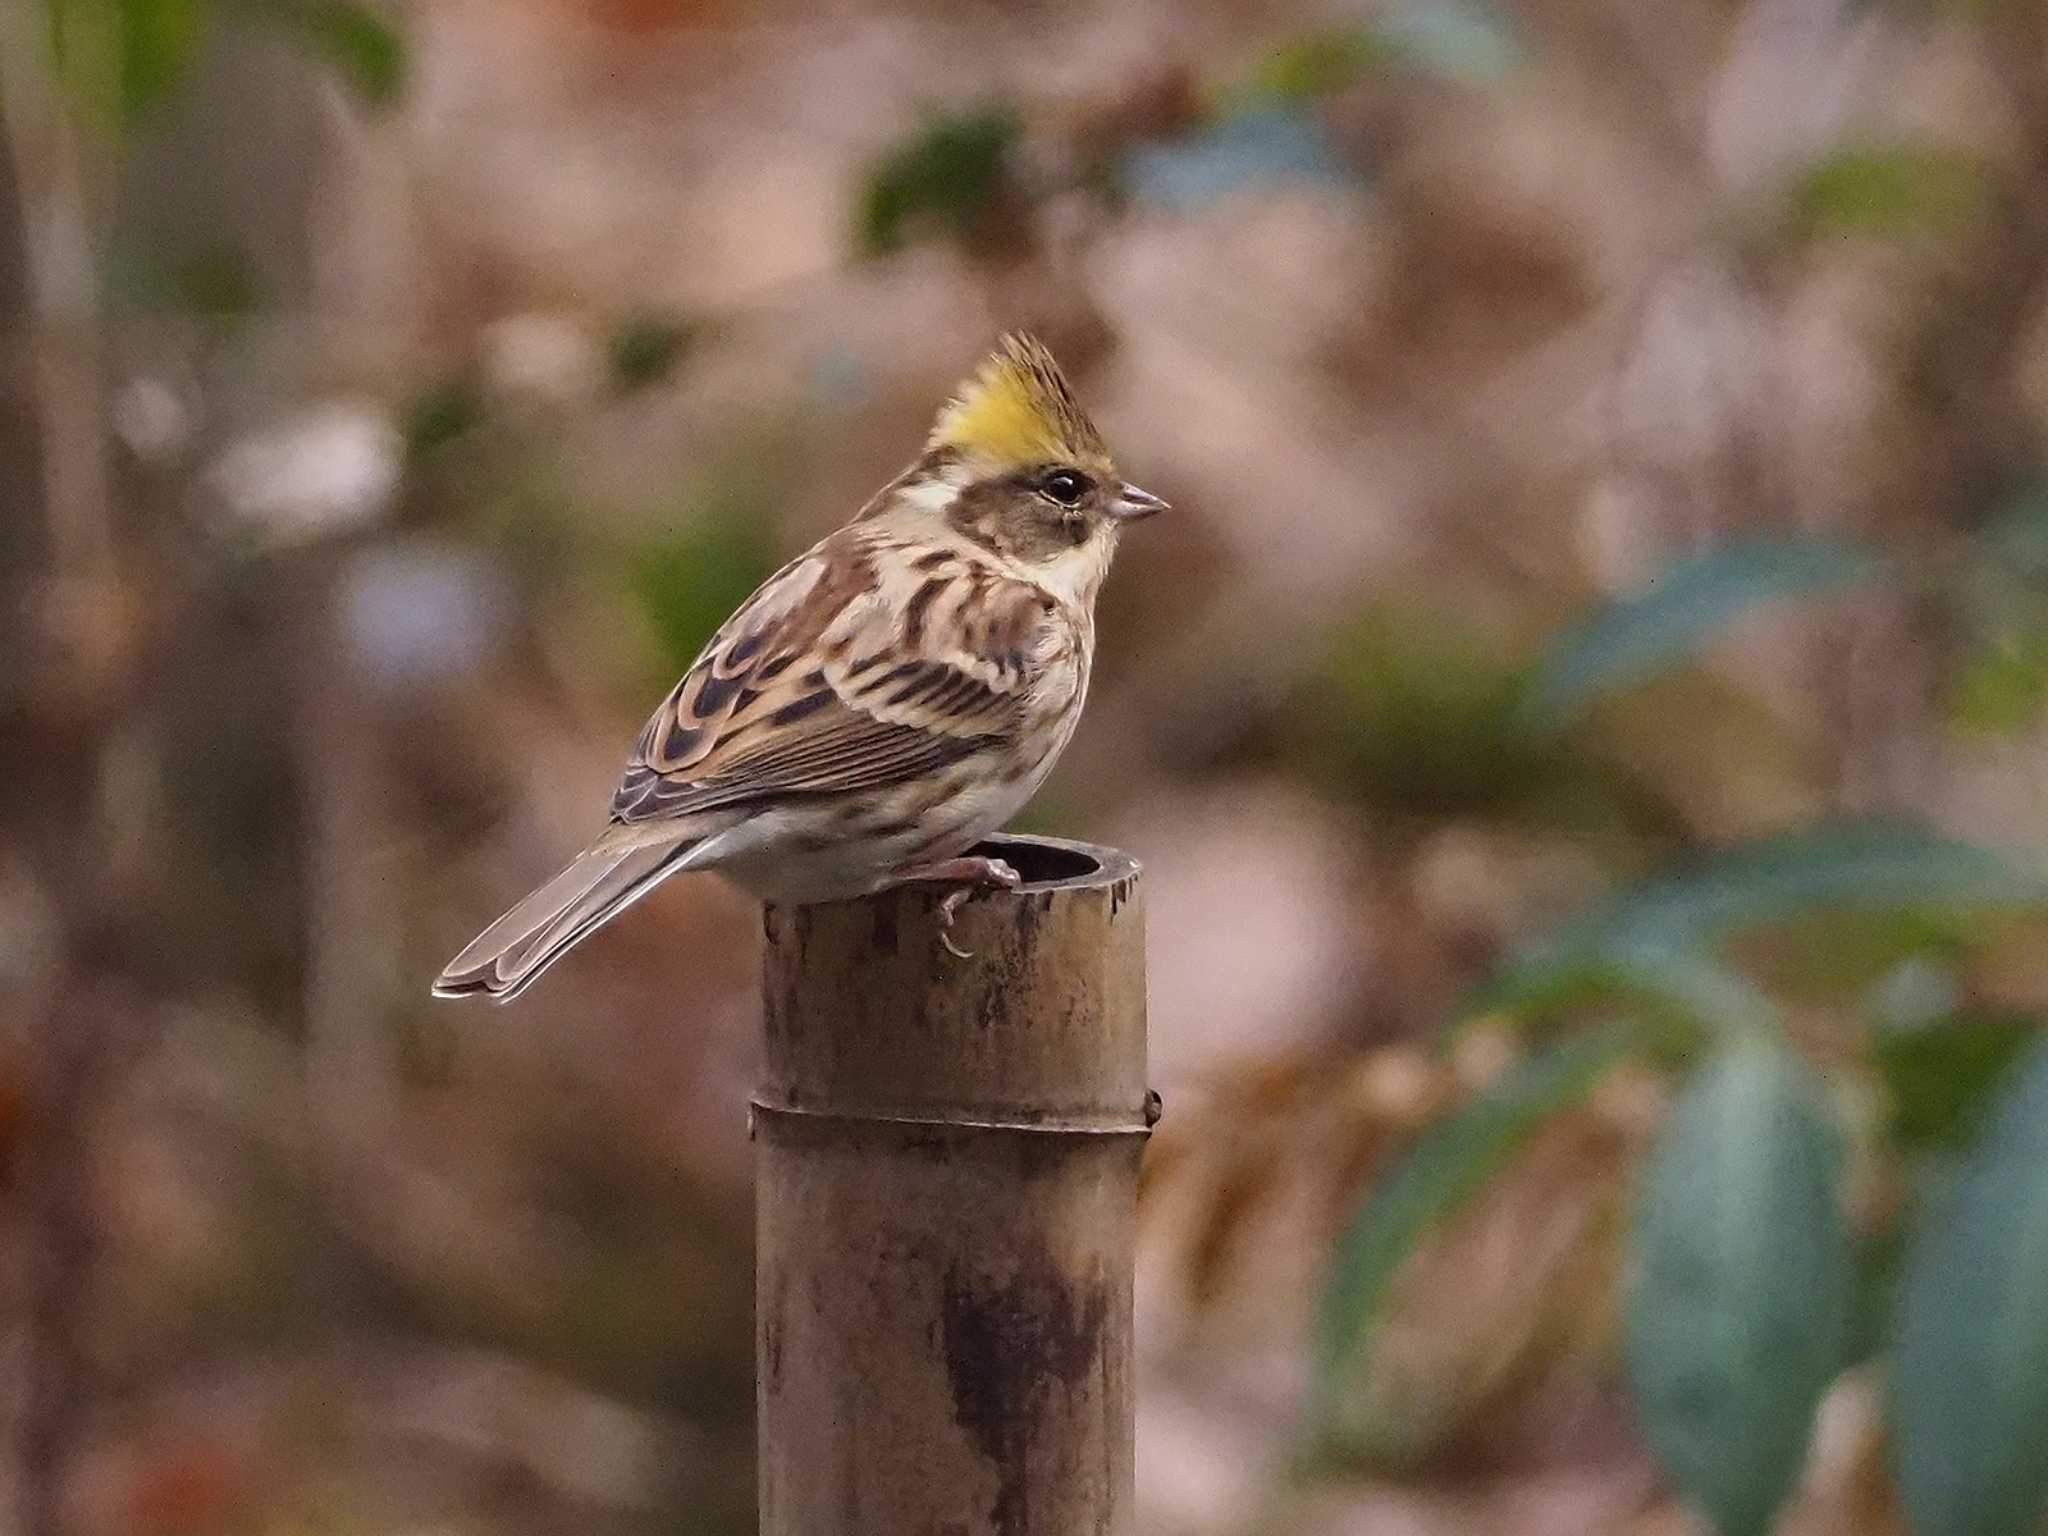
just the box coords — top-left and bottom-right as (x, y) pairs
(905, 334), (1166, 582)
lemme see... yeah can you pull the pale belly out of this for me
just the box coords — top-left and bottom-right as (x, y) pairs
(710, 736), (1070, 905)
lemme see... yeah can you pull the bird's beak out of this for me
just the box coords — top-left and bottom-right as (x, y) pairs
(1109, 481), (1169, 521)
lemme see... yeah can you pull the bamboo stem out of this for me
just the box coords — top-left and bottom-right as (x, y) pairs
(755, 834), (1149, 1536)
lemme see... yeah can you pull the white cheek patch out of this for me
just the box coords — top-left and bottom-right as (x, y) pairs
(899, 475), (966, 516)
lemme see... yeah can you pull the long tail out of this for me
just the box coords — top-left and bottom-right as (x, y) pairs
(432, 824), (707, 1003)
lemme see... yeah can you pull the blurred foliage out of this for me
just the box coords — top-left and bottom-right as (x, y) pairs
(1951, 631), (2048, 731)
(1874, 1010), (2038, 1149)
(1314, 539), (2048, 1535)
(106, 232), (265, 317)
(1243, 29), (1398, 105)
(855, 108), (1019, 257)
(43, 0), (403, 127)
(17, 0), (2048, 1530)
(170, 242), (262, 317)
(1893, 1043), (2048, 1536)
(259, 0), (405, 105)
(629, 495), (779, 676)
(1519, 537), (1890, 731)
(45, 0), (207, 127)
(1313, 604), (1550, 819)
(1789, 146), (1994, 243)
(1310, 1023), (1640, 1467)
(1242, 1), (1521, 103)
(1948, 490), (2048, 733)
(402, 372), (486, 463)
(1122, 106), (1351, 212)
(1476, 819), (2048, 1025)
(608, 309), (694, 393)
(1625, 1038), (1849, 1536)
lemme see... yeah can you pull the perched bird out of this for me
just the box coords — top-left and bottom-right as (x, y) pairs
(434, 334), (1165, 1001)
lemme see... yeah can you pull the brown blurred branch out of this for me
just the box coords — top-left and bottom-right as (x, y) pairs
(0, 1), (114, 580)
(0, 18), (123, 1536)
(295, 565), (410, 1219)
(15, 984), (121, 1536)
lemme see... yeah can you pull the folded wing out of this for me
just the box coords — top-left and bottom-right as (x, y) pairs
(611, 541), (1053, 823)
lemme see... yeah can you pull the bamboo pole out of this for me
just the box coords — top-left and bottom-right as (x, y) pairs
(755, 834), (1149, 1536)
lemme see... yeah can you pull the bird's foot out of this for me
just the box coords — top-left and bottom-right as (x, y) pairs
(889, 855), (1022, 959)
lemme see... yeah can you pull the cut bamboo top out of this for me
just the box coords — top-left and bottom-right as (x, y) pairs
(758, 835), (1147, 1132)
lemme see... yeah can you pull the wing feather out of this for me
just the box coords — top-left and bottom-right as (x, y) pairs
(611, 535), (1061, 825)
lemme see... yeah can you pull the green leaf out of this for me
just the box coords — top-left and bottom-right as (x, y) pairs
(229, 0), (404, 104)
(856, 108), (1018, 257)
(175, 242), (261, 316)
(1522, 536), (1888, 729)
(1875, 1012), (2039, 1149)
(1317, 603), (1558, 818)
(47, 0), (209, 128)
(117, 0), (204, 117)
(1626, 1036), (1850, 1536)
(1478, 820), (2048, 1026)
(1242, 3), (1519, 102)
(1244, 28), (1393, 101)
(1949, 632), (2048, 734)
(1791, 147), (1991, 241)
(1893, 1041), (2048, 1536)
(1471, 944), (1780, 1037)
(1556, 820), (2048, 948)
(629, 504), (776, 677)
(402, 373), (484, 462)
(1308, 1023), (1639, 1460)
(297, 0), (402, 103)
(607, 310), (693, 392)
(104, 233), (265, 318)
(1946, 494), (2048, 734)
(1846, 1225), (1905, 1373)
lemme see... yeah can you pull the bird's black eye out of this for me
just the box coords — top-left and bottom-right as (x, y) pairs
(1041, 469), (1089, 507)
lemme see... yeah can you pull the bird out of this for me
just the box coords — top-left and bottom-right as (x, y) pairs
(433, 333), (1166, 1002)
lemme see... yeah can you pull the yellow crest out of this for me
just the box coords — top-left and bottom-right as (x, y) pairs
(928, 333), (1106, 467)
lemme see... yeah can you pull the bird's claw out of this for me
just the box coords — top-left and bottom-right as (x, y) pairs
(925, 857), (1021, 959)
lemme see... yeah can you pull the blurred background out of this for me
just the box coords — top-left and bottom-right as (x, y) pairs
(10, 0), (2048, 1532)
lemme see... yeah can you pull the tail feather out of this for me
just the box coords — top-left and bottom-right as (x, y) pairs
(433, 826), (700, 1003)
